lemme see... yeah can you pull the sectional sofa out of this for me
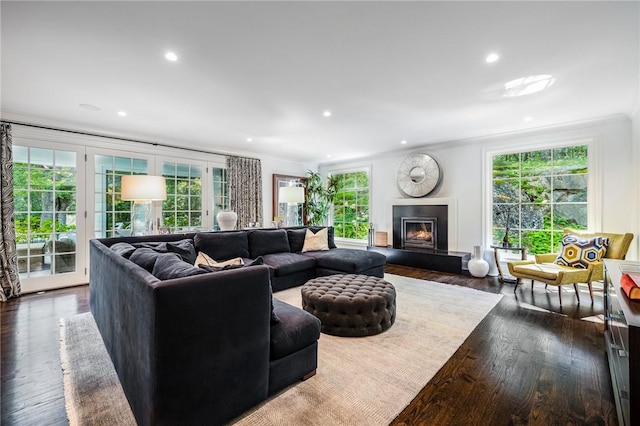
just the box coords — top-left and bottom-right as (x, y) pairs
(89, 226), (386, 425)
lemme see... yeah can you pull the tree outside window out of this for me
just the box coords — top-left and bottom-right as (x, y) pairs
(492, 145), (588, 254)
(331, 170), (370, 240)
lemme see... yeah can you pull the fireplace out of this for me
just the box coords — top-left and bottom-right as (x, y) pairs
(392, 204), (448, 251)
(402, 217), (437, 250)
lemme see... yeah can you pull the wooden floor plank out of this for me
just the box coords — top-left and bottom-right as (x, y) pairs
(0, 266), (617, 425)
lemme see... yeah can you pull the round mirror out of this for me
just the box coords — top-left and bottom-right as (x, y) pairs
(397, 152), (441, 197)
(409, 166), (426, 184)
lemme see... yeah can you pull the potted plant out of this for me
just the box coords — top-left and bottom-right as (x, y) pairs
(304, 171), (338, 226)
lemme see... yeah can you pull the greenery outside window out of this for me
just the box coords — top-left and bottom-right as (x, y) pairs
(331, 168), (370, 240)
(161, 161), (203, 231)
(94, 155), (148, 238)
(492, 145), (588, 254)
(13, 145), (78, 277)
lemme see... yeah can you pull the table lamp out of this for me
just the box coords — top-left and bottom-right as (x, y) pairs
(121, 175), (167, 235)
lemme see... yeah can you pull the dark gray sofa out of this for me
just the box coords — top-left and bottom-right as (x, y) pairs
(89, 226), (385, 425)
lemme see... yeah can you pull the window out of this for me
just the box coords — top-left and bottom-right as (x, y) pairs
(160, 160), (205, 232)
(13, 146), (78, 278)
(212, 167), (230, 230)
(94, 154), (148, 238)
(331, 169), (370, 239)
(492, 145), (588, 254)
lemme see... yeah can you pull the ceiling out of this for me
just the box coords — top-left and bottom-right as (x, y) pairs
(1, 1), (638, 164)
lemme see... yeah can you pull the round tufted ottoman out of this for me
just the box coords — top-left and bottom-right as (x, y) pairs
(301, 274), (396, 337)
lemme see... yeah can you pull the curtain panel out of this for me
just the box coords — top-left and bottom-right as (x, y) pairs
(226, 156), (263, 229)
(0, 123), (21, 301)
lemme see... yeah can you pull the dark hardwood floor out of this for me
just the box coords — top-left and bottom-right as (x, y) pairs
(0, 266), (616, 425)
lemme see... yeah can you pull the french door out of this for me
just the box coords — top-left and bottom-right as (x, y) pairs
(13, 142), (86, 292)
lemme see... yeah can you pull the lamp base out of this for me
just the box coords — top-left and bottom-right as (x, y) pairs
(131, 201), (152, 236)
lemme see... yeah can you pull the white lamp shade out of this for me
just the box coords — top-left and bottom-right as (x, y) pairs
(121, 175), (167, 201)
(279, 186), (305, 204)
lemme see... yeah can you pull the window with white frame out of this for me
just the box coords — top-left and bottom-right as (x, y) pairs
(492, 145), (589, 254)
(93, 154), (149, 238)
(330, 168), (370, 240)
(211, 166), (230, 230)
(159, 159), (206, 232)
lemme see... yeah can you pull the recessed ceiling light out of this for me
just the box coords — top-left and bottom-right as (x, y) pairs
(486, 53), (500, 63)
(79, 103), (101, 111)
(117, 111), (127, 117)
(165, 52), (178, 62)
(326, 154), (332, 158)
(524, 116), (533, 122)
(323, 111), (332, 117)
(401, 140), (407, 145)
(503, 75), (555, 97)
(246, 138), (253, 142)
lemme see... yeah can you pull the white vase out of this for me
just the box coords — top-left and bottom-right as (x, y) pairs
(217, 211), (237, 231)
(468, 245), (489, 278)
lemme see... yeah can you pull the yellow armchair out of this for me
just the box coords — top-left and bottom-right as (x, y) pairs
(507, 229), (633, 305)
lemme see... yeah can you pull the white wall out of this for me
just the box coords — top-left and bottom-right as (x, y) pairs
(632, 98), (640, 257)
(320, 115), (638, 260)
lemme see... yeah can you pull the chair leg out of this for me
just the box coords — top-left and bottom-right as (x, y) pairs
(514, 278), (520, 294)
(558, 286), (562, 305)
(573, 283), (581, 303)
(588, 282), (594, 303)
(531, 279), (534, 290)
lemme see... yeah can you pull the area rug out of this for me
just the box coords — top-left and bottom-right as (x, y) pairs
(60, 274), (502, 425)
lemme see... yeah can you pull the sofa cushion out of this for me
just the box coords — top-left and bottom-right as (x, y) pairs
(262, 253), (316, 277)
(270, 298), (321, 360)
(110, 242), (137, 258)
(131, 239), (197, 264)
(152, 253), (206, 280)
(129, 248), (162, 272)
(302, 228), (330, 252)
(302, 248), (386, 273)
(194, 231), (250, 261)
(249, 229), (290, 258)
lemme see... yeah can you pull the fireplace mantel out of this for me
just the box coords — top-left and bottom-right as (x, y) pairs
(388, 197), (458, 251)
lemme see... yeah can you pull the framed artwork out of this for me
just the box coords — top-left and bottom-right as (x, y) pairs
(272, 174), (307, 226)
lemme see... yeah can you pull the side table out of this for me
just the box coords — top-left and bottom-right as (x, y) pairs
(491, 245), (527, 283)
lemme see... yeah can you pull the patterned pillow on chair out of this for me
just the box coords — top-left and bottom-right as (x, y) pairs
(555, 234), (610, 269)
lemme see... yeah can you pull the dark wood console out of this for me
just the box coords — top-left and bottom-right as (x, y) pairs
(367, 246), (470, 275)
(604, 259), (640, 426)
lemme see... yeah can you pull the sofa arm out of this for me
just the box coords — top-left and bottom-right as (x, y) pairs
(152, 265), (272, 425)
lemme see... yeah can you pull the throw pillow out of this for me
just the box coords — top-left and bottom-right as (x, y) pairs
(131, 239), (197, 264)
(110, 242), (137, 258)
(286, 228), (307, 253)
(193, 251), (244, 268)
(555, 234), (610, 269)
(302, 228), (330, 252)
(129, 248), (162, 272)
(152, 253), (206, 280)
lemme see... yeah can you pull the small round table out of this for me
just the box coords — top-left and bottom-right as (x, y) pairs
(301, 274), (396, 337)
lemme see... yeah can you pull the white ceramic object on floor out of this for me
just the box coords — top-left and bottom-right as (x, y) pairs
(484, 248), (499, 276)
(217, 211), (238, 231)
(468, 245), (489, 278)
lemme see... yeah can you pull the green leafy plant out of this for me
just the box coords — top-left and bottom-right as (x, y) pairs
(304, 171), (337, 226)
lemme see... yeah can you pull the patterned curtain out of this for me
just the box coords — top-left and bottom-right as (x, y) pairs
(0, 123), (21, 301)
(226, 156), (263, 229)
